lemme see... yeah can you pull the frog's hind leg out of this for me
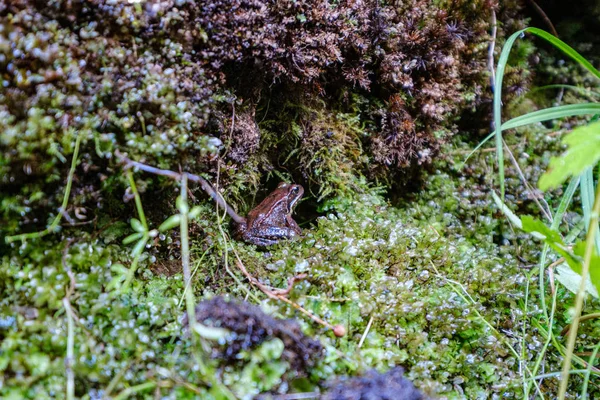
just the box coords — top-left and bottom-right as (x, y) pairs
(246, 237), (280, 247)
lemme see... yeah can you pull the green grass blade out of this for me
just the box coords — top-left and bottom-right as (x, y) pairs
(580, 168), (600, 253)
(494, 29), (527, 198)
(501, 103), (600, 130)
(526, 84), (600, 98)
(526, 27), (600, 80)
(462, 104), (600, 167)
(491, 27), (600, 198)
(461, 131), (495, 164)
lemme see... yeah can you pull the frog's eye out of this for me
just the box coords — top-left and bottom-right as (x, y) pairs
(291, 187), (300, 195)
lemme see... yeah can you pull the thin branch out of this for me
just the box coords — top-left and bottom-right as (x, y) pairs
(526, 0), (559, 37)
(502, 139), (553, 222)
(233, 257), (345, 337)
(115, 151), (245, 224)
(487, 9), (497, 94)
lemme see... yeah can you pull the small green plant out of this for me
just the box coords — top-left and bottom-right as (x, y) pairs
(480, 28), (600, 398)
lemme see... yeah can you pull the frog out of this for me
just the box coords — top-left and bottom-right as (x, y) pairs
(234, 182), (304, 247)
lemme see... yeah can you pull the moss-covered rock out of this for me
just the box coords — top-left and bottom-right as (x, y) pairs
(0, 0), (530, 239)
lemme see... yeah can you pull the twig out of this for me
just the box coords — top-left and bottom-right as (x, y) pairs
(358, 315), (374, 348)
(256, 392), (320, 400)
(234, 258), (346, 337)
(502, 138), (553, 222)
(526, 0), (558, 37)
(488, 9), (497, 94)
(61, 240), (76, 400)
(233, 257), (305, 301)
(115, 150), (245, 224)
(560, 313), (600, 337)
(62, 298), (75, 400)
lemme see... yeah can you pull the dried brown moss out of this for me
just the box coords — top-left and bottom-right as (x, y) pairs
(183, 296), (323, 373)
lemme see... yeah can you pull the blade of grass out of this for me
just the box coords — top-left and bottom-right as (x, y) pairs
(580, 168), (600, 253)
(525, 84), (600, 99)
(461, 103), (600, 167)
(492, 27), (600, 198)
(529, 177), (578, 395)
(5, 131), (83, 243)
(526, 28), (600, 79)
(501, 103), (600, 130)
(580, 342), (600, 398)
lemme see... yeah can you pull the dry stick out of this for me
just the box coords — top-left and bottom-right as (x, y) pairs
(503, 139), (553, 222)
(233, 257), (346, 337)
(114, 150), (245, 224)
(63, 298), (75, 400)
(526, 0), (559, 37)
(358, 315), (374, 349)
(560, 313), (600, 337)
(558, 182), (600, 399)
(488, 9), (497, 93)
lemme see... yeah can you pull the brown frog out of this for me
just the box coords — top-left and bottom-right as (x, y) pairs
(234, 182), (304, 247)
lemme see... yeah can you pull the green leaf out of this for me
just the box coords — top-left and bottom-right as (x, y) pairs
(573, 241), (600, 294)
(131, 237), (148, 258)
(490, 26), (600, 197)
(122, 232), (143, 245)
(176, 195), (189, 214)
(158, 214), (182, 232)
(192, 322), (230, 341)
(555, 264), (599, 298)
(538, 121), (600, 191)
(501, 104), (600, 131)
(188, 206), (203, 220)
(130, 217), (145, 233)
(521, 215), (562, 244)
(521, 215), (582, 272)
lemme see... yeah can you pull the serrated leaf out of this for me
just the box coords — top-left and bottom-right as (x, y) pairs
(130, 217), (145, 233)
(158, 215), (181, 232)
(122, 232), (143, 245)
(538, 121), (600, 191)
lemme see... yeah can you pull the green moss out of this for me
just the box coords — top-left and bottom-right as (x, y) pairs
(2, 127), (599, 397)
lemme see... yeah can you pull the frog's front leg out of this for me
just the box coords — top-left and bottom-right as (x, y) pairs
(285, 215), (302, 235)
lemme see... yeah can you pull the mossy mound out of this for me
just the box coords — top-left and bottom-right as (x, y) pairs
(0, 0), (530, 239)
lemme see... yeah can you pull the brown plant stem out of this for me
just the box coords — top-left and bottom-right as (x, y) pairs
(233, 257), (345, 336)
(115, 150), (245, 224)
